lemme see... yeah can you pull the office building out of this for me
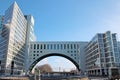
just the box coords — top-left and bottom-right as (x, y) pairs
(0, 2), (36, 75)
(85, 31), (120, 77)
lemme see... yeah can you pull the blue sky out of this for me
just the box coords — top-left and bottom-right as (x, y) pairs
(0, 0), (120, 71)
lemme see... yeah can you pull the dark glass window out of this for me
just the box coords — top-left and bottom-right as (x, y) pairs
(67, 44), (69, 49)
(34, 44), (36, 49)
(37, 54), (39, 56)
(71, 44), (73, 49)
(40, 45), (42, 49)
(33, 54), (35, 56)
(74, 44), (76, 49)
(37, 51), (39, 53)
(64, 44), (66, 49)
(37, 44), (39, 49)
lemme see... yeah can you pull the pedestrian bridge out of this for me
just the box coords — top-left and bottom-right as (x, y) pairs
(27, 41), (88, 73)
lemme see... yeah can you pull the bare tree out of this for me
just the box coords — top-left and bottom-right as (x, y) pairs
(35, 64), (52, 73)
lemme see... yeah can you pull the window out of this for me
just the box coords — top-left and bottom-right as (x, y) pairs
(112, 34), (116, 39)
(98, 34), (103, 38)
(37, 44), (39, 49)
(71, 44), (73, 49)
(74, 51), (76, 53)
(44, 44), (46, 49)
(37, 54), (39, 56)
(114, 48), (118, 52)
(57, 44), (59, 49)
(61, 44), (62, 49)
(33, 57), (35, 59)
(74, 54), (76, 56)
(47, 44), (49, 49)
(67, 44), (69, 49)
(74, 44), (76, 49)
(51, 44), (52, 49)
(33, 54), (35, 56)
(64, 44), (66, 49)
(40, 45), (42, 49)
(37, 51), (39, 53)
(54, 44), (56, 49)
(34, 44), (36, 49)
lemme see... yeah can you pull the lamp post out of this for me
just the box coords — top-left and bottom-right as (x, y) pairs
(39, 70), (41, 80)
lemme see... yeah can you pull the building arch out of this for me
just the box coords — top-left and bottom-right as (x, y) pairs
(28, 53), (80, 72)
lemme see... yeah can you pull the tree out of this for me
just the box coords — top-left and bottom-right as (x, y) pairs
(35, 64), (52, 73)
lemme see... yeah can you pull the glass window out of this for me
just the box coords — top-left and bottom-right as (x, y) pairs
(114, 48), (118, 52)
(71, 44), (73, 49)
(61, 44), (62, 49)
(40, 45), (42, 49)
(106, 31), (110, 37)
(74, 54), (76, 56)
(37, 44), (39, 49)
(37, 54), (39, 56)
(54, 44), (56, 49)
(64, 44), (66, 49)
(51, 44), (52, 49)
(74, 44), (76, 49)
(112, 34), (116, 39)
(57, 44), (59, 49)
(47, 44), (49, 49)
(98, 39), (103, 43)
(98, 34), (103, 38)
(67, 44), (69, 49)
(34, 44), (36, 49)
(44, 44), (46, 49)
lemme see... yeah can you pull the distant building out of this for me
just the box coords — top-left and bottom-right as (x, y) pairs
(85, 31), (120, 77)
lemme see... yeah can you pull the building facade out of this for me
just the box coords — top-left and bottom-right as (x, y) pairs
(28, 42), (88, 74)
(85, 31), (120, 77)
(24, 15), (36, 73)
(0, 2), (120, 77)
(0, 2), (36, 75)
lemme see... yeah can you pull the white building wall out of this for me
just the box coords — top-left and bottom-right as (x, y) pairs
(28, 41), (87, 74)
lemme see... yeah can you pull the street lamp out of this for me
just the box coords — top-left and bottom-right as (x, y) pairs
(39, 70), (41, 80)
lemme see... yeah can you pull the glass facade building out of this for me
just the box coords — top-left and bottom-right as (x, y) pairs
(3, 2), (27, 75)
(0, 2), (36, 76)
(85, 31), (120, 77)
(24, 15), (36, 73)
